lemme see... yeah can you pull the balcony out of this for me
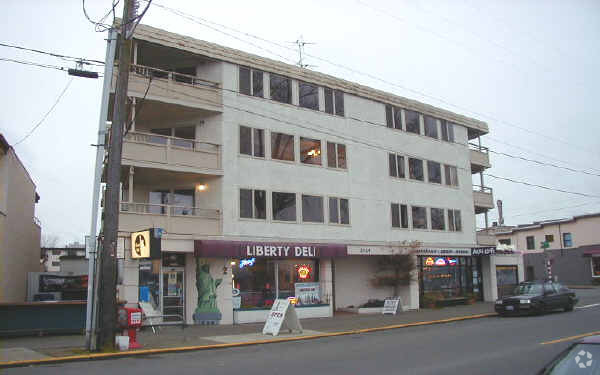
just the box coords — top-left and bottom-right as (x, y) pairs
(469, 143), (491, 174)
(119, 202), (221, 236)
(114, 64), (222, 112)
(473, 185), (494, 213)
(476, 231), (497, 246)
(123, 131), (222, 174)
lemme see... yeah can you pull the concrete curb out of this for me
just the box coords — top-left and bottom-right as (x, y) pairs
(0, 312), (497, 368)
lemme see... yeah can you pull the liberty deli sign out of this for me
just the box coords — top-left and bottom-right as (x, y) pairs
(194, 240), (347, 258)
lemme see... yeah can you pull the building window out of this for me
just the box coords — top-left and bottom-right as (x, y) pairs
(302, 195), (324, 223)
(239, 67), (263, 97)
(324, 88), (344, 116)
(427, 161), (442, 184)
(271, 132), (295, 161)
(300, 137), (322, 165)
(592, 258), (600, 278)
(389, 153), (405, 178)
(240, 189), (266, 219)
(545, 234), (554, 243)
(334, 90), (344, 116)
(385, 105), (393, 128)
(299, 81), (319, 110)
(391, 203), (409, 229)
(51, 261), (60, 267)
(441, 120), (455, 142)
(424, 115), (438, 139)
(272, 192), (296, 221)
(52, 250), (62, 255)
(444, 165), (459, 187)
(405, 109), (420, 134)
(270, 74), (291, 104)
(327, 142), (347, 169)
(408, 158), (424, 181)
(448, 209), (462, 231)
(412, 206), (427, 229)
(431, 208), (445, 230)
(239, 126), (265, 157)
(385, 105), (402, 130)
(563, 233), (573, 247)
(526, 236), (535, 250)
(498, 238), (512, 245)
(252, 70), (263, 97)
(329, 197), (350, 225)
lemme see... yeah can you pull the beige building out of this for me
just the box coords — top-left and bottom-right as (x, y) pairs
(491, 213), (600, 284)
(0, 134), (42, 302)
(101, 21), (516, 326)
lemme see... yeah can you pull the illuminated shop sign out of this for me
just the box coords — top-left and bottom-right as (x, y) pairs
(296, 264), (312, 279)
(425, 257), (435, 266)
(245, 245), (318, 257)
(239, 258), (256, 268)
(428, 257), (458, 266)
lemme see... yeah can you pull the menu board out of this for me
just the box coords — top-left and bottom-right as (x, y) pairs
(263, 298), (303, 336)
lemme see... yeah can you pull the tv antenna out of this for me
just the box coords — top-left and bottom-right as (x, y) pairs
(291, 35), (316, 69)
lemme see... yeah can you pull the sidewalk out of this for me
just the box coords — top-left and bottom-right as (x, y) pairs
(0, 302), (495, 364)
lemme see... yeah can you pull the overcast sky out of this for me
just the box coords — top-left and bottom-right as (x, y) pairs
(1, 0), (599, 245)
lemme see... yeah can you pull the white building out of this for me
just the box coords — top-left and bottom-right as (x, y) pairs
(105, 21), (518, 326)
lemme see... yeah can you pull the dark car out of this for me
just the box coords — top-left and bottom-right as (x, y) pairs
(537, 335), (600, 374)
(495, 281), (578, 316)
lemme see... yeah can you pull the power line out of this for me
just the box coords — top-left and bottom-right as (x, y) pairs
(0, 57), (103, 76)
(502, 200), (600, 220)
(145, 2), (599, 160)
(14, 78), (74, 146)
(486, 149), (600, 178)
(484, 174), (600, 199)
(0, 42), (105, 65)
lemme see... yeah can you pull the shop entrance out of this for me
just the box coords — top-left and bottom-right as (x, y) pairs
(496, 265), (518, 298)
(162, 267), (184, 323)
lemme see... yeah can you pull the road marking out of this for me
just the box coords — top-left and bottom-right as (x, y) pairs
(541, 331), (600, 345)
(575, 303), (600, 310)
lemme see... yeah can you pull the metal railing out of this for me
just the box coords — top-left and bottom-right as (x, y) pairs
(124, 131), (219, 154)
(120, 202), (220, 219)
(468, 142), (489, 153)
(472, 185), (493, 194)
(130, 64), (220, 88)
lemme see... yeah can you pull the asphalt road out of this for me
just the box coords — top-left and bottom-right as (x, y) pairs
(7, 289), (600, 375)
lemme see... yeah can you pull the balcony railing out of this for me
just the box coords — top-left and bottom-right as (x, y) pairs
(123, 131), (222, 171)
(130, 64), (220, 88)
(473, 185), (493, 194)
(120, 202), (219, 219)
(468, 143), (489, 153)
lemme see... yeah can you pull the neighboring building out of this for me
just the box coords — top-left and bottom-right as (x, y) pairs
(492, 213), (600, 285)
(41, 247), (86, 273)
(0, 134), (42, 302)
(104, 21), (515, 326)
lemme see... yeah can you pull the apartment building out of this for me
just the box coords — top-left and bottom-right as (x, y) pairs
(41, 247), (86, 273)
(106, 22), (515, 325)
(0, 134), (42, 302)
(492, 213), (600, 285)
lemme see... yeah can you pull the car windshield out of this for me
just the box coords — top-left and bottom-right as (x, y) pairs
(541, 343), (600, 374)
(513, 283), (542, 295)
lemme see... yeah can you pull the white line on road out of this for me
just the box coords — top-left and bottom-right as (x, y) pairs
(576, 303), (600, 309)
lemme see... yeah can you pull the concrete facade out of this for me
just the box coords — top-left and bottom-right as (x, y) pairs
(105, 22), (512, 326)
(0, 134), (41, 302)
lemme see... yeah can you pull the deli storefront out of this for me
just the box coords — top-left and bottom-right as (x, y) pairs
(194, 240), (345, 324)
(417, 247), (499, 306)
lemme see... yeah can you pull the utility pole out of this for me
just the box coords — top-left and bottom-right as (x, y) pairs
(97, 0), (134, 350)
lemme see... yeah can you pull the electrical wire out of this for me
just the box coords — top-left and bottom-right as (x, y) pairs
(123, 74), (152, 137)
(0, 57), (103, 76)
(145, 2), (599, 160)
(0, 42), (105, 65)
(14, 78), (74, 146)
(484, 174), (600, 199)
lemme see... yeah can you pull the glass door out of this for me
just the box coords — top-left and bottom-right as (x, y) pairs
(162, 267), (185, 323)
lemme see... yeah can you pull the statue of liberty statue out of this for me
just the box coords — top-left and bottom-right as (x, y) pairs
(193, 257), (223, 325)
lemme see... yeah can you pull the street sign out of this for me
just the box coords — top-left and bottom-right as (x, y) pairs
(262, 299), (303, 336)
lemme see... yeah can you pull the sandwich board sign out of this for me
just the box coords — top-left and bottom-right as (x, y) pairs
(382, 297), (404, 315)
(262, 298), (303, 336)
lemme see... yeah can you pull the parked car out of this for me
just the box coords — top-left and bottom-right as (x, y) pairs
(495, 281), (578, 316)
(537, 335), (600, 374)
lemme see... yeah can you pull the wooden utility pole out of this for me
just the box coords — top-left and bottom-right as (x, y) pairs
(97, 0), (133, 350)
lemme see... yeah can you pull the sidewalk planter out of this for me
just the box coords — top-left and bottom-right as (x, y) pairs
(234, 304), (330, 324)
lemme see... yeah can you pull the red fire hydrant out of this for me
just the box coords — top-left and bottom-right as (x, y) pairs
(118, 306), (143, 349)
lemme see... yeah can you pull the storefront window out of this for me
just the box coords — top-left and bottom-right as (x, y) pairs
(233, 258), (321, 309)
(139, 260), (160, 310)
(592, 257), (600, 278)
(419, 256), (482, 303)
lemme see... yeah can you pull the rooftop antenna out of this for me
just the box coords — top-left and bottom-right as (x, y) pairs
(291, 35), (316, 69)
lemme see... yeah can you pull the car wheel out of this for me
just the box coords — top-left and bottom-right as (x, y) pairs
(564, 301), (574, 312)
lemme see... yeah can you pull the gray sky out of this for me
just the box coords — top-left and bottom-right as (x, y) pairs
(1, 0), (599, 245)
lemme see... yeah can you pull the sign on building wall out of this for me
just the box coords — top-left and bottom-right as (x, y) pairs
(294, 282), (320, 306)
(131, 230), (150, 259)
(415, 248), (472, 256)
(262, 298), (303, 336)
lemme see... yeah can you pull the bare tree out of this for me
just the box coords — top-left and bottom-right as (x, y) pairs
(371, 241), (420, 297)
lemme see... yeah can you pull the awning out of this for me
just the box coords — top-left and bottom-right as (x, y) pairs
(583, 249), (600, 257)
(194, 240), (347, 258)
